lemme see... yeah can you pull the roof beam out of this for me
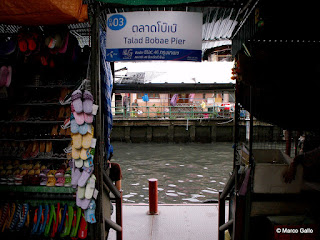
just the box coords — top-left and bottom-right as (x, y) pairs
(100, 1), (244, 11)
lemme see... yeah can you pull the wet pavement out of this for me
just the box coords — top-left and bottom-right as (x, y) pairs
(111, 142), (234, 204)
(108, 204), (221, 240)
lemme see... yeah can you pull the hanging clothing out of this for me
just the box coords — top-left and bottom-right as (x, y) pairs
(189, 93), (195, 103)
(142, 94), (149, 102)
(170, 94), (179, 106)
(100, 26), (113, 163)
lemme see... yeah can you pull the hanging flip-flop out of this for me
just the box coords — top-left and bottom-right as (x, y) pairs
(85, 199), (96, 224)
(2, 203), (12, 232)
(71, 132), (82, 149)
(82, 126), (94, 149)
(31, 205), (42, 234)
(0, 203), (9, 231)
(78, 213), (88, 239)
(44, 204), (55, 237)
(69, 207), (77, 238)
(9, 203), (22, 231)
(83, 90), (94, 114)
(5, 203), (15, 231)
(66, 205), (74, 237)
(70, 114), (80, 134)
(70, 207), (82, 238)
(18, 33), (28, 53)
(35, 205), (44, 235)
(77, 166), (94, 187)
(71, 90), (83, 113)
(80, 148), (89, 161)
(50, 202), (59, 238)
(61, 205), (74, 237)
(85, 174), (96, 200)
(72, 146), (81, 160)
(57, 204), (67, 233)
(75, 158), (83, 169)
(5, 66), (12, 88)
(16, 203), (29, 231)
(79, 123), (89, 135)
(39, 204), (49, 234)
(60, 204), (69, 238)
(84, 112), (93, 124)
(71, 164), (81, 187)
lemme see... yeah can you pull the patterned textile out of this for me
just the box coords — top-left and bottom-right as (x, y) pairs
(100, 26), (113, 167)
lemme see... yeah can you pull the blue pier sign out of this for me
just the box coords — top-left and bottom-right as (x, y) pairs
(106, 11), (202, 62)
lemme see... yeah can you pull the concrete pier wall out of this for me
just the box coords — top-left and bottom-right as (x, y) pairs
(111, 119), (282, 143)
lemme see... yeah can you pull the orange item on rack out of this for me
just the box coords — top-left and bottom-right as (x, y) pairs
(0, 0), (88, 25)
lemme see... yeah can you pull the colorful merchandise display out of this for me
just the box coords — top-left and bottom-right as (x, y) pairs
(0, 202), (88, 239)
(0, 25), (95, 239)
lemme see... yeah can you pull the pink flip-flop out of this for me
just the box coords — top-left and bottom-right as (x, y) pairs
(0, 66), (8, 87)
(84, 113), (93, 124)
(71, 103), (84, 125)
(5, 66), (12, 87)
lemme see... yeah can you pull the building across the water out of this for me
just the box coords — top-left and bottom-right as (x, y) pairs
(113, 61), (235, 119)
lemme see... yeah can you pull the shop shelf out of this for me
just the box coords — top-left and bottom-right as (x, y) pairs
(0, 138), (72, 141)
(0, 185), (75, 194)
(23, 84), (75, 88)
(16, 102), (61, 106)
(1, 120), (65, 124)
(0, 156), (68, 160)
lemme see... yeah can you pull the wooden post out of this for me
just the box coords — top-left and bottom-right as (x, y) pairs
(90, 3), (104, 240)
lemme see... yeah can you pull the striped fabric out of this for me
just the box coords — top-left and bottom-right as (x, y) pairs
(100, 26), (113, 167)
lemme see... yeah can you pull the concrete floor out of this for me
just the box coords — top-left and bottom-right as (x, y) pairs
(108, 204), (220, 240)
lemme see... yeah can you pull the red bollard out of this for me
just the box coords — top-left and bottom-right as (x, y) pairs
(148, 178), (159, 215)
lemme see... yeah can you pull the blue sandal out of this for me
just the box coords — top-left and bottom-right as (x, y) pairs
(31, 205), (42, 234)
(57, 204), (67, 233)
(38, 204), (49, 234)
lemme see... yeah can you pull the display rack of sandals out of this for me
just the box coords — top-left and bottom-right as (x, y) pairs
(0, 25), (96, 239)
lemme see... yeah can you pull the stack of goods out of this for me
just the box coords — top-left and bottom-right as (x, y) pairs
(0, 160), (72, 187)
(69, 89), (97, 223)
(0, 202), (89, 239)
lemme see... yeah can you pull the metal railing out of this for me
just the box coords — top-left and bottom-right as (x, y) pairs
(218, 170), (236, 240)
(113, 103), (234, 120)
(103, 171), (123, 240)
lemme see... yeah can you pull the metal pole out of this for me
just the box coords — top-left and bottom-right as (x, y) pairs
(285, 130), (292, 157)
(116, 192), (123, 240)
(148, 178), (159, 215)
(218, 191), (225, 240)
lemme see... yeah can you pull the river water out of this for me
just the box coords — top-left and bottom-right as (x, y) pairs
(111, 142), (234, 204)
